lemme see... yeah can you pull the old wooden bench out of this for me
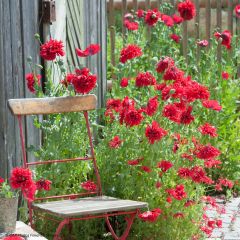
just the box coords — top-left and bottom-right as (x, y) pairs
(8, 95), (147, 240)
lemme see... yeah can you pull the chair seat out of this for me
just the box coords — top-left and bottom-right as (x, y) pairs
(33, 196), (148, 217)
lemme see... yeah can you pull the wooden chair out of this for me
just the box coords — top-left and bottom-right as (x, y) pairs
(8, 95), (147, 240)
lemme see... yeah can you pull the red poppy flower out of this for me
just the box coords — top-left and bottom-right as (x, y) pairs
(215, 178), (234, 191)
(166, 196), (172, 203)
(162, 103), (182, 123)
(75, 67), (90, 76)
(181, 153), (194, 161)
(172, 14), (183, 24)
(81, 180), (97, 191)
(161, 15), (174, 27)
(124, 19), (139, 31)
(76, 44), (100, 57)
(184, 200), (196, 207)
(141, 166), (152, 173)
(40, 39), (65, 61)
(179, 106), (195, 125)
(216, 219), (222, 228)
(136, 9), (145, 18)
(235, 4), (240, 18)
(36, 178), (52, 191)
(25, 73), (41, 93)
(106, 98), (122, 112)
(0, 177), (4, 185)
(221, 71), (229, 80)
(120, 77), (129, 87)
(197, 40), (209, 47)
(109, 136), (123, 148)
(22, 183), (37, 202)
(177, 0), (196, 21)
(198, 123), (217, 137)
(157, 160), (173, 172)
(138, 208), (162, 222)
(145, 121), (168, 144)
(156, 181), (162, 189)
(120, 44), (142, 63)
(124, 107), (143, 127)
(170, 34), (181, 43)
(156, 57), (174, 73)
(71, 72), (97, 94)
(194, 144), (221, 160)
(214, 30), (232, 49)
(204, 159), (222, 168)
(145, 96), (159, 116)
(163, 65), (184, 81)
(166, 184), (187, 200)
(135, 72), (156, 87)
(10, 167), (34, 190)
(127, 159), (140, 166)
(145, 9), (161, 26)
(202, 100), (222, 111)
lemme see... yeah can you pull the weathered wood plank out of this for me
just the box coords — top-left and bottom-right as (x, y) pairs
(205, 0), (211, 42)
(216, 0), (222, 61)
(33, 196), (148, 217)
(8, 95), (97, 116)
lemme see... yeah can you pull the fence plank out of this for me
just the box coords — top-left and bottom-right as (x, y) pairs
(133, 0), (138, 11)
(195, 0), (200, 63)
(109, 0), (116, 68)
(227, 0), (233, 33)
(216, 0), (222, 61)
(122, 0), (127, 39)
(205, 0), (211, 42)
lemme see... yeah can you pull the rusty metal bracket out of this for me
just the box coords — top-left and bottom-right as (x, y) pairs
(42, 0), (56, 23)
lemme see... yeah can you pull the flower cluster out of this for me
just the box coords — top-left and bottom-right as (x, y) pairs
(81, 180), (97, 192)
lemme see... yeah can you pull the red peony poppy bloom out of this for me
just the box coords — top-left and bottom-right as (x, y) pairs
(163, 65), (184, 81)
(106, 98), (122, 112)
(194, 144), (221, 160)
(166, 196), (172, 203)
(71, 72), (97, 94)
(156, 181), (162, 189)
(25, 73), (41, 93)
(141, 166), (152, 173)
(184, 200), (196, 207)
(136, 9), (145, 18)
(161, 15), (174, 27)
(156, 57), (174, 73)
(145, 96), (159, 116)
(127, 159), (140, 166)
(81, 180), (97, 191)
(181, 153), (194, 161)
(145, 121), (168, 144)
(22, 183), (37, 202)
(120, 77), (129, 88)
(214, 30), (232, 49)
(202, 100), (222, 111)
(215, 178), (234, 191)
(124, 19), (139, 31)
(198, 123), (217, 137)
(172, 14), (183, 24)
(204, 158), (222, 168)
(76, 44), (101, 57)
(177, 0), (196, 21)
(162, 103), (182, 123)
(166, 184), (187, 200)
(120, 44), (142, 63)
(0, 177), (4, 185)
(40, 39), (65, 61)
(221, 71), (229, 80)
(145, 9), (161, 26)
(36, 178), (52, 191)
(216, 219), (222, 228)
(235, 4), (240, 18)
(170, 34), (181, 43)
(179, 106), (195, 125)
(10, 167), (34, 190)
(124, 107), (144, 127)
(173, 212), (184, 218)
(138, 208), (162, 222)
(157, 160), (173, 172)
(109, 136), (123, 148)
(197, 40), (209, 47)
(135, 72), (156, 87)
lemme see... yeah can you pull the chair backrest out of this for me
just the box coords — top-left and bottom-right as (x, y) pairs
(8, 95), (102, 202)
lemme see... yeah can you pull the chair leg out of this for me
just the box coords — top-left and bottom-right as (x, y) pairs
(105, 212), (137, 240)
(53, 219), (69, 240)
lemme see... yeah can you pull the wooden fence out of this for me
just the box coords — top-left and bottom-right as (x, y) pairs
(107, 0), (240, 69)
(0, 0), (40, 178)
